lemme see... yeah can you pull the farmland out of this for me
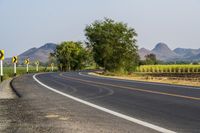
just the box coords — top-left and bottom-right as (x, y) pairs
(91, 65), (200, 87)
(137, 65), (200, 73)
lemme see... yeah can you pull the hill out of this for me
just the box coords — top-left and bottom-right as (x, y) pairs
(139, 42), (200, 62)
(5, 43), (57, 64)
(138, 48), (151, 60)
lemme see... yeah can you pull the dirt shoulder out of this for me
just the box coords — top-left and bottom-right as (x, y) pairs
(0, 79), (18, 132)
(89, 72), (200, 87)
(0, 78), (17, 99)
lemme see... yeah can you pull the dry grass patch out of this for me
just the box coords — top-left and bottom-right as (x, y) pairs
(90, 72), (200, 87)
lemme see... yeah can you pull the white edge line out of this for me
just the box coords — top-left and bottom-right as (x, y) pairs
(78, 72), (200, 90)
(33, 73), (176, 133)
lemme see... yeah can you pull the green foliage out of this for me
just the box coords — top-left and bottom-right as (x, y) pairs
(48, 52), (57, 65)
(137, 65), (200, 73)
(55, 41), (90, 71)
(145, 54), (157, 65)
(85, 18), (139, 73)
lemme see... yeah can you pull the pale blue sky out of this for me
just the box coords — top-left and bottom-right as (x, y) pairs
(0, 0), (200, 57)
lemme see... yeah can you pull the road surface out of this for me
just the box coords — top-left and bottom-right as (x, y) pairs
(1, 71), (200, 133)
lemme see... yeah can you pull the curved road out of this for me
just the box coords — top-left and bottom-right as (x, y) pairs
(33, 71), (200, 133)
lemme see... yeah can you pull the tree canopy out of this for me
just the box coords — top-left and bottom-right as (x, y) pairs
(55, 41), (89, 71)
(85, 18), (139, 73)
(145, 53), (157, 65)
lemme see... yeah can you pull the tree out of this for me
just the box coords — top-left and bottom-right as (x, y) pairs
(192, 62), (199, 65)
(145, 53), (157, 65)
(55, 41), (89, 71)
(48, 52), (57, 65)
(85, 18), (139, 73)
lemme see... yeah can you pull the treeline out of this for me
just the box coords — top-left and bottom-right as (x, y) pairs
(53, 18), (199, 73)
(54, 41), (93, 71)
(54, 18), (140, 73)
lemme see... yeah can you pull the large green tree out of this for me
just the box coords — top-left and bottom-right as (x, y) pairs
(85, 18), (139, 73)
(55, 41), (89, 71)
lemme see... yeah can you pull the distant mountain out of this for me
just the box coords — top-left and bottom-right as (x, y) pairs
(151, 43), (179, 61)
(5, 42), (200, 64)
(138, 48), (151, 60)
(194, 53), (200, 59)
(5, 43), (57, 64)
(139, 42), (200, 62)
(20, 47), (38, 57)
(173, 48), (200, 59)
(19, 43), (57, 63)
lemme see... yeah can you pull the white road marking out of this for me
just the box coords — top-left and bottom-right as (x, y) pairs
(33, 73), (176, 133)
(79, 72), (200, 90)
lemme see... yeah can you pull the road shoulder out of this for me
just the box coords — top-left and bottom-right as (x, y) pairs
(0, 78), (17, 99)
(88, 72), (200, 88)
(0, 78), (18, 132)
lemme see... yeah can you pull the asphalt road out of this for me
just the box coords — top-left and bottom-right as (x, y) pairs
(33, 71), (200, 133)
(2, 71), (200, 133)
(1, 73), (157, 133)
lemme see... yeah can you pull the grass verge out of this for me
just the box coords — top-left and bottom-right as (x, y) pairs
(90, 71), (200, 87)
(1, 66), (58, 82)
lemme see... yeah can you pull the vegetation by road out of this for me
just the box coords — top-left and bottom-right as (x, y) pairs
(91, 70), (200, 87)
(92, 64), (200, 87)
(55, 41), (91, 71)
(137, 65), (200, 73)
(2, 66), (57, 80)
(85, 18), (139, 73)
(2, 18), (199, 83)
(53, 18), (140, 73)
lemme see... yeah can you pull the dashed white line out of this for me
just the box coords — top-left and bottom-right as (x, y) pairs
(33, 73), (176, 133)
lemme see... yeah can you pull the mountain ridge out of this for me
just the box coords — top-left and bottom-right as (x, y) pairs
(5, 43), (57, 64)
(139, 42), (200, 62)
(5, 42), (200, 64)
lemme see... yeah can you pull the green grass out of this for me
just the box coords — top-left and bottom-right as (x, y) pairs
(2, 66), (58, 80)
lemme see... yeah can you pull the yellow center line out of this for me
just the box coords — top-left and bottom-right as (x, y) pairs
(59, 73), (200, 101)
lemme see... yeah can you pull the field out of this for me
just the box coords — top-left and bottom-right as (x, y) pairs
(2, 66), (58, 81)
(91, 65), (200, 87)
(137, 65), (200, 73)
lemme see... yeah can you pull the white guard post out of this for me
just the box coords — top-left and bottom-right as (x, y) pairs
(0, 60), (3, 82)
(14, 63), (16, 76)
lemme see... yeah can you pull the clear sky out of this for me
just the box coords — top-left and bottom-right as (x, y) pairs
(0, 0), (200, 57)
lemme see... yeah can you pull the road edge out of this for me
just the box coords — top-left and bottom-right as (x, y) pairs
(10, 77), (21, 98)
(0, 78), (20, 99)
(33, 73), (176, 133)
(84, 72), (200, 89)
